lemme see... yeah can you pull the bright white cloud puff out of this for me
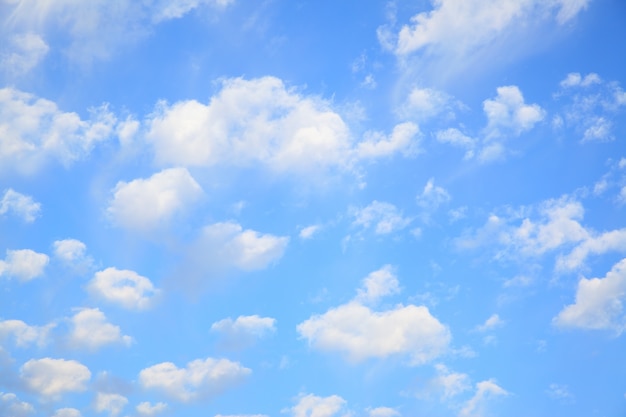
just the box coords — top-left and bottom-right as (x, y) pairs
(139, 357), (251, 402)
(211, 315), (276, 348)
(67, 308), (132, 350)
(0, 249), (49, 281)
(289, 394), (349, 417)
(351, 201), (412, 235)
(87, 267), (160, 310)
(20, 358), (91, 400)
(0, 189), (41, 222)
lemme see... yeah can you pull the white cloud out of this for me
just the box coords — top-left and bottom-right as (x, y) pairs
(299, 225), (321, 240)
(0, 392), (34, 417)
(52, 408), (82, 417)
(151, 0), (234, 23)
(356, 265), (400, 304)
(53, 239), (87, 263)
(416, 178), (451, 212)
(367, 407), (400, 417)
(0, 249), (49, 281)
(147, 77), (353, 174)
(192, 222), (289, 271)
(0, 88), (116, 174)
(94, 392), (128, 417)
(87, 267), (160, 310)
(0, 189), (41, 222)
(20, 358), (91, 400)
(67, 308), (132, 350)
(556, 228), (626, 272)
(136, 402), (167, 416)
(357, 122), (420, 159)
(289, 394), (349, 417)
(483, 86), (545, 139)
(0, 32), (48, 75)
(0, 319), (54, 348)
(298, 302), (450, 365)
(211, 315), (276, 348)
(139, 357), (251, 402)
(560, 72), (601, 88)
(214, 415), (267, 417)
(420, 364), (471, 400)
(553, 258), (626, 332)
(107, 167), (203, 232)
(390, 0), (589, 55)
(475, 314), (504, 332)
(436, 129), (476, 160)
(399, 86), (457, 121)
(459, 379), (508, 417)
(351, 201), (412, 235)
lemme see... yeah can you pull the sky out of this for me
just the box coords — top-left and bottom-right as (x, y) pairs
(0, 0), (625, 416)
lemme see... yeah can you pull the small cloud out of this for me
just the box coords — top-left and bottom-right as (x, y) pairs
(299, 225), (321, 240)
(351, 201), (412, 235)
(211, 315), (276, 349)
(0, 189), (41, 222)
(87, 267), (160, 310)
(475, 314), (505, 332)
(546, 383), (574, 401)
(0, 249), (49, 282)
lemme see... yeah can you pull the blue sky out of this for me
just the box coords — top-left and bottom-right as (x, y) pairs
(1, 1), (625, 416)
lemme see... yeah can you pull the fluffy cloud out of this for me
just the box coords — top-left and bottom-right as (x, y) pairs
(211, 315), (276, 348)
(436, 128), (476, 160)
(483, 86), (544, 138)
(0, 88), (116, 174)
(0, 32), (48, 75)
(356, 122), (420, 159)
(0, 392), (34, 417)
(136, 402), (167, 416)
(139, 357), (251, 402)
(289, 394), (349, 417)
(20, 358), (91, 400)
(297, 267), (450, 364)
(151, 0), (235, 23)
(475, 314), (505, 332)
(0, 249), (49, 281)
(147, 77), (353, 174)
(416, 178), (451, 212)
(87, 267), (160, 310)
(0, 319), (54, 348)
(389, 0), (589, 55)
(419, 364), (471, 400)
(214, 415), (267, 417)
(191, 222), (289, 271)
(94, 392), (128, 416)
(67, 308), (132, 350)
(299, 225), (321, 240)
(107, 168), (204, 232)
(356, 265), (400, 304)
(351, 201), (412, 235)
(553, 258), (626, 332)
(459, 379), (508, 417)
(0, 189), (41, 222)
(52, 408), (82, 417)
(53, 239), (87, 263)
(367, 407), (400, 417)
(556, 228), (626, 272)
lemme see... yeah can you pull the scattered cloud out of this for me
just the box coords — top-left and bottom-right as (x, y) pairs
(0, 249), (49, 281)
(52, 408), (82, 417)
(94, 392), (128, 417)
(367, 407), (400, 417)
(297, 267), (450, 365)
(356, 265), (400, 304)
(299, 225), (321, 240)
(0, 32), (48, 76)
(475, 314), (505, 332)
(459, 379), (508, 417)
(20, 358), (91, 400)
(0, 319), (54, 348)
(351, 201), (412, 235)
(289, 394), (350, 417)
(418, 363), (471, 400)
(67, 308), (132, 351)
(107, 167), (204, 232)
(0, 392), (34, 417)
(136, 402), (167, 416)
(546, 383), (574, 401)
(416, 178), (451, 213)
(139, 357), (251, 402)
(87, 267), (160, 310)
(0, 88), (116, 175)
(553, 258), (626, 333)
(356, 122), (421, 159)
(0, 189), (41, 222)
(436, 129), (476, 160)
(211, 315), (276, 349)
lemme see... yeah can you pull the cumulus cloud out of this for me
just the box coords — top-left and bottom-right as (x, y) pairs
(107, 167), (204, 232)
(483, 86), (544, 138)
(52, 408), (82, 417)
(289, 394), (349, 417)
(67, 308), (132, 350)
(459, 379), (508, 417)
(0, 392), (34, 417)
(356, 122), (420, 159)
(211, 315), (276, 349)
(20, 358), (91, 400)
(136, 402), (167, 416)
(139, 357), (250, 402)
(0, 88), (116, 174)
(0, 189), (41, 222)
(388, 0), (589, 56)
(351, 201), (412, 235)
(53, 239), (87, 263)
(297, 267), (450, 365)
(0, 249), (49, 281)
(367, 407), (400, 417)
(94, 392), (128, 416)
(191, 222), (289, 272)
(0, 32), (48, 75)
(0, 319), (54, 348)
(87, 267), (160, 310)
(356, 265), (400, 304)
(553, 258), (626, 332)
